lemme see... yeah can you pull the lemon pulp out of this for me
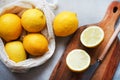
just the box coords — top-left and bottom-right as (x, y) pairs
(80, 26), (104, 48)
(66, 49), (91, 72)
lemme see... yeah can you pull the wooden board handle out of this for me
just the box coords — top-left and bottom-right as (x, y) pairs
(99, 1), (120, 29)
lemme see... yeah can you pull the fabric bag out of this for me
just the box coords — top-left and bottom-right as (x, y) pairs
(0, 0), (57, 72)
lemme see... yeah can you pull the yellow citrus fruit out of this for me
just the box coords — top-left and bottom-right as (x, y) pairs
(0, 13), (22, 42)
(21, 9), (46, 32)
(5, 41), (27, 63)
(53, 11), (79, 37)
(23, 33), (48, 56)
(80, 26), (104, 48)
(66, 49), (91, 72)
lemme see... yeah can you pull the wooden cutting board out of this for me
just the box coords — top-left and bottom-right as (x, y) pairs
(50, 1), (120, 80)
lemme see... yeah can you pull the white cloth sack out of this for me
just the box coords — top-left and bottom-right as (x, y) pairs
(0, 0), (56, 72)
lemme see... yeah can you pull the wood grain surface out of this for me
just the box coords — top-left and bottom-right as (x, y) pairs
(50, 1), (120, 80)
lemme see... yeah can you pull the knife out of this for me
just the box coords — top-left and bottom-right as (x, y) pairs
(81, 23), (120, 80)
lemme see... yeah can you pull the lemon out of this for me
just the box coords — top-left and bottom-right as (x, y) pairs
(80, 26), (104, 48)
(0, 13), (22, 42)
(5, 41), (27, 63)
(66, 49), (91, 72)
(21, 9), (46, 32)
(23, 33), (48, 56)
(53, 11), (78, 37)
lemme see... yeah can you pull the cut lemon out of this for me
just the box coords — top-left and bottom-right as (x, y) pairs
(66, 49), (91, 72)
(80, 26), (104, 48)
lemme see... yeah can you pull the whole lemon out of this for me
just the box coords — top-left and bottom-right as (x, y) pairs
(5, 41), (27, 63)
(53, 11), (79, 37)
(0, 13), (22, 42)
(21, 9), (46, 32)
(23, 34), (48, 56)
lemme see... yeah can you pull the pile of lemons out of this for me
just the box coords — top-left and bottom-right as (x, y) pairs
(0, 9), (48, 63)
(0, 9), (79, 63)
(0, 7), (104, 72)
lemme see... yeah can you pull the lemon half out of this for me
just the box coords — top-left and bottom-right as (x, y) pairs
(80, 26), (104, 48)
(66, 49), (91, 72)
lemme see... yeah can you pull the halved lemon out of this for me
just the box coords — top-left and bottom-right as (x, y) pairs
(80, 26), (104, 48)
(66, 49), (91, 72)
